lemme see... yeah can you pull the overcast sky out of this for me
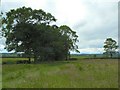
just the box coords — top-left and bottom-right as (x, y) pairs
(0, 0), (119, 54)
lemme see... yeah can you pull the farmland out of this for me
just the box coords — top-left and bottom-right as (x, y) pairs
(2, 56), (118, 88)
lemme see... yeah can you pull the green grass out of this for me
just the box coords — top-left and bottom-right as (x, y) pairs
(70, 55), (90, 59)
(2, 58), (118, 88)
(2, 58), (34, 64)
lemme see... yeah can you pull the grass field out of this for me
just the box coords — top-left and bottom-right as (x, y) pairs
(2, 57), (118, 88)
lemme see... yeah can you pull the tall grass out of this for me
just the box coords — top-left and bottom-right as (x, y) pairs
(2, 58), (118, 88)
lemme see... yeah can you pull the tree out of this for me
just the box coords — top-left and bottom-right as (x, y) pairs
(2, 6), (79, 62)
(103, 38), (118, 58)
(2, 7), (56, 62)
(0, 12), (3, 38)
(59, 25), (80, 60)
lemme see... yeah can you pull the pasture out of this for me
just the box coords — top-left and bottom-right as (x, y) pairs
(2, 57), (118, 88)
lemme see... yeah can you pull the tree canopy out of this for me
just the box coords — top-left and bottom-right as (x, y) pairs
(103, 38), (118, 58)
(2, 6), (79, 62)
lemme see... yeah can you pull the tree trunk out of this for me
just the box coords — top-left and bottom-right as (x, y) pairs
(28, 57), (31, 62)
(66, 52), (68, 60)
(68, 53), (70, 60)
(34, 55), (37, 63)
(110, 53), (112, 58)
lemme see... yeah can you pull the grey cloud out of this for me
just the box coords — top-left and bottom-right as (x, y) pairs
(0, 0), (118, 54)
(73, 21), (87, 30)
(77, 39), (104, 48)
(1, 1), (26, 13)
(0, 37), (6, 45)
(73, 1), (118, 50)
(0, 37), (6, 52)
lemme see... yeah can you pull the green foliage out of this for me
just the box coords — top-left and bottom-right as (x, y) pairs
(103, 38), (119, 58)
(2, 58), (118, 88)
(2, 7), (79, 62)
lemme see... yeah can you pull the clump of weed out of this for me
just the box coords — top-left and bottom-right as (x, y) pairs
(75, 64), (83, 71)
(105, 63), (109, 66)
(79, 66), (83, 71)
(60, 65), (70, 70)
(87, 64), (92, 68)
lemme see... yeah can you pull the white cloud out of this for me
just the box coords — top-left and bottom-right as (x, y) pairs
(71, 48), (104, 54)
(54, 0), (88, 25)
(0, 44), (5, 53)
(74, 1), (118, 52)
(79, 48), (104, 54)
(0, 0), (118, 54)
(24, 0), (47, 10)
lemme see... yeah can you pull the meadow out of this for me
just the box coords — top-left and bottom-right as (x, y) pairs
(2, 56), (118, 88)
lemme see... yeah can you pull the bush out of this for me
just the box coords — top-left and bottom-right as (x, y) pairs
(2, 61), (14, 65)
(2, 62), (7, 65)
(16, 60), (31, 64)
(69, 58), (78, 60)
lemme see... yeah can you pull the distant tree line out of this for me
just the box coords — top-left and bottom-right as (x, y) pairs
(2, 6), (79, 63)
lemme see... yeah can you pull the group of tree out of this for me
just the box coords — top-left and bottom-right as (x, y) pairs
(1, 6), (79, 63)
